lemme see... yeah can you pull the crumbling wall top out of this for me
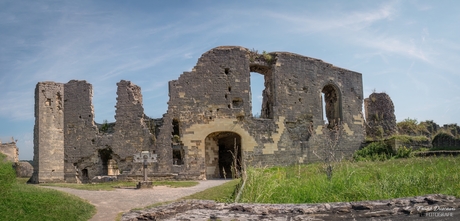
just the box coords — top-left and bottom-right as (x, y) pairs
(0, 141), (18, 162)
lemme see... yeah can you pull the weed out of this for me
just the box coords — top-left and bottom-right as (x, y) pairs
(312, 122), (342, 180)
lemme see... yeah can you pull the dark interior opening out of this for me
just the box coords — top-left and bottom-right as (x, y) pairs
(98, 148), (113, 175)
(81, 168), (89, 182)
(232, 97), (243, 108)
(172, 145), (184, 165)
(172, 119), (180, 136)
(212, 132), (242, 178)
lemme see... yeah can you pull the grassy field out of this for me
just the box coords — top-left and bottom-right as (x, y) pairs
(239, 156), (460, 203)
(40, 180), (199, 191)
(0, 154), (95, 221)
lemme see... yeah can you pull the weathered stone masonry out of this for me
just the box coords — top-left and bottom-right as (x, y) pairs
(169, 46), (364, 179)
(31, 80), (158, 183)
(0, 140), (19, 163)
(31, 46), (365, 183)
(30, 82), (65, 183)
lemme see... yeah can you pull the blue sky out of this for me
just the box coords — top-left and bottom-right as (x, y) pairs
(1, 0), (459, 160)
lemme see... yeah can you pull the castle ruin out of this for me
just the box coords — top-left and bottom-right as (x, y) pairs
(30, 46), (365, 183)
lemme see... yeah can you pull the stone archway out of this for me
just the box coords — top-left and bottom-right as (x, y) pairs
(205, 132), (241, 179)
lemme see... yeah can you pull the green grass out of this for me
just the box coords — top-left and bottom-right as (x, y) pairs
(389, 134), (429, 142)
(1, 180), (96, 221)
(0, 153), (95, 221)
(139, 179), (241, 210)
(239, 157), (460, 204)
(182, 179), (240, 202)
(40, 180), (199, 191)
(154, 180), (199, 188)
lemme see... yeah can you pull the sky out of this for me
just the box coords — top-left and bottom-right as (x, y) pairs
(1, 0), (459, 160)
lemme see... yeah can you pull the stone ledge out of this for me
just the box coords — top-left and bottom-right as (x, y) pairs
(122, 194), (459, 221)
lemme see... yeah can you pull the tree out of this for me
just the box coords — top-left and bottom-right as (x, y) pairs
(312, 121), (342, 181)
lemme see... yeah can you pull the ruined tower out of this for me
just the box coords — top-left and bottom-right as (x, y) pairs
(364, 92), (397, 139)
(30, 82), (65, 183)
(63, 80), (98, 182)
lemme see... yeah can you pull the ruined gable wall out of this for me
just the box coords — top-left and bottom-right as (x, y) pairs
(167, 47), (269, 178)
(167, 47), (365, 176)
(112, 80), (154, 174)
(268, 53), (364, 164)
(168, 46), (253, 122)
(30, 82), (65, 183)
(63, 80), (101, 182)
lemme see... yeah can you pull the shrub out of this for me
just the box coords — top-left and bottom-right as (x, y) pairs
(354, 142), (414, 161)
(354, 142), (393, 161)
(100, 119), (109, 132)
(395, 146), (412, 158)
(397, 118), (419, 135)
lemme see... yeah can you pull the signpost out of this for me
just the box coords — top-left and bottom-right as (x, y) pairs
(133, 151), (157, 189)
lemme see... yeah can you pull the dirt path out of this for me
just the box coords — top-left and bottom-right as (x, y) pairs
(43, 180), (231, 221)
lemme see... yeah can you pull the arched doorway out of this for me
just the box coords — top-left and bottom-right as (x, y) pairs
(205, 132), (242, 179)
(321, 84), (342, 127)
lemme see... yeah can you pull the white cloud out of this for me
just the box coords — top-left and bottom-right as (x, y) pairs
(0, 91), (34, 121)
(262, 1), (396, 34)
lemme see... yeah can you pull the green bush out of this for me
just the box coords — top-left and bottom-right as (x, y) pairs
(0, 153), (16, 195)
(354, 142), (414, 161)
(397, 118), (419, 135)
(354, 142), (393, 161)
(396, 146), (412, 158)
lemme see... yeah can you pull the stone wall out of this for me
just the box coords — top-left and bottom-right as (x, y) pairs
(30, 82), (65, 183)
(32, 46), (365, 182)
(0, 141), (18, 162)
(63, 80), (99, 182)
(31, 80), (160, 183)
(166, 46), (365, 179)
(112, 80), (155, 175)
(364, 92), (397, 139)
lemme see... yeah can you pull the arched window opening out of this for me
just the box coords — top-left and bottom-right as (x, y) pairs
(321, 84), (342, 128)
(321, 93), (328, 124)
(250, 72), (264, 117)
(250, 64), (273, 119)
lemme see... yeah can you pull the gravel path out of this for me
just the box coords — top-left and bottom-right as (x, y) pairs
(42, 180), (231, 221)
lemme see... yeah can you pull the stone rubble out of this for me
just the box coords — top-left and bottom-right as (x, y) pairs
(122, 194), (459, 221)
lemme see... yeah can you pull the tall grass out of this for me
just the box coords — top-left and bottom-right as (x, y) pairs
(240, 157), (460, 203)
